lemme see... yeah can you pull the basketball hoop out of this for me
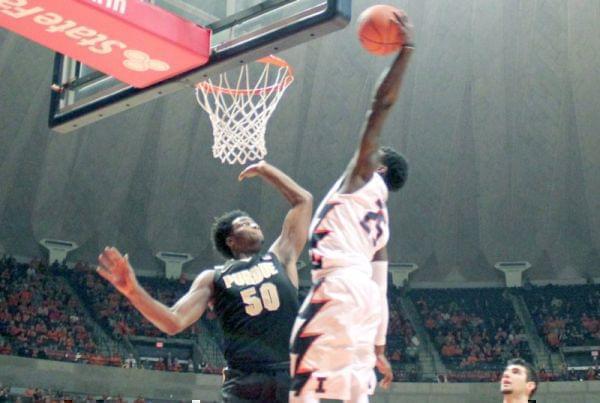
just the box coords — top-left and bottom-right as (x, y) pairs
(195, 55), (294, 164)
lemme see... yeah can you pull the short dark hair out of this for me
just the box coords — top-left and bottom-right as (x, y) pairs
(211, 210), (249, 259)
(380, 146), (408, 192)
(506, 358), (538, 397)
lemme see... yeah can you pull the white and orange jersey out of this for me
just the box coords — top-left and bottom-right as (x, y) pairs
(309, 173), (389, 280)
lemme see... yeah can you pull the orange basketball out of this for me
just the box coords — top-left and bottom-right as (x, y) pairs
(357, 5), (406, 55)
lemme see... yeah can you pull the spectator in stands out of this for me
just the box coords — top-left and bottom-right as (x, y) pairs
(26, 264), (36, 279)
(154, 358), (166, 371)
(0, 340), (11, 356)
(499, 358), (537, 403)
(32, 387), (43, 403)
(124, 353), (137, 368)
(0, 384), (9, 402)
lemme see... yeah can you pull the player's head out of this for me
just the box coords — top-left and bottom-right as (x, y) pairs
(500, 358), (538, 399)
(377, 146), (408, 192)
(212, 210), (264, 259)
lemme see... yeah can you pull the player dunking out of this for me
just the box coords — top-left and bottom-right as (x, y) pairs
(289, 12), (414, 403)
(500, 359), (538, 403)
(97, 161), (312, 403)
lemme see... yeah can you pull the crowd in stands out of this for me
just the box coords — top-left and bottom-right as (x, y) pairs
(0, 255), (109, 364)
(61, 261), (224, 373)
(63, 262), (200, 340)
(0, 255), (217, 373)
(523, 284), (600, 350)
(0, 383), (152, 402)
(2, 253), (600, 385)
(387, 287), (419, 366)
(412, 288), (531, 371)
(382, 287), (420, 381)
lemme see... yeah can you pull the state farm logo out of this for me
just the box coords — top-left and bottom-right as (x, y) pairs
(0, 0), (170, 74)
(123, 50), (170, 72)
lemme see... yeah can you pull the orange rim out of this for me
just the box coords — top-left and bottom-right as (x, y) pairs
(196, 55), (294, 96)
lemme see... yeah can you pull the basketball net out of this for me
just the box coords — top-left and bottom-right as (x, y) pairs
(195, 56), (294, 164)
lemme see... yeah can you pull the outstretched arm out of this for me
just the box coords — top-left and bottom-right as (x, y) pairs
(97, 247), (214, 336)
(239, 161), (312, 288)
(341, 12), (414, 193)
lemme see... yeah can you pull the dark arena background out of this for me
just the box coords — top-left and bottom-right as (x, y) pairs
(1, 0), (599, 402)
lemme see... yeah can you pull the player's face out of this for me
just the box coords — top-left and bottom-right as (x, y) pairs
(229, 216), (264, 254)
(500, 365), (533, 397)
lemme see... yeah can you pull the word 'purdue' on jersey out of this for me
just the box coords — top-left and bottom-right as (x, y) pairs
(222, 262), (278, 289)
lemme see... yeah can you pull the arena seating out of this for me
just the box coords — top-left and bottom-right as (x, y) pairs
(411, 288), (533, 372)
(2, 254), (598, 383)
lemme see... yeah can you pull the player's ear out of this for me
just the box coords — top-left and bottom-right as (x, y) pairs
(376, 165), (388, 174)
(526, 381), (536, 396)
(226, 236), (235, 250)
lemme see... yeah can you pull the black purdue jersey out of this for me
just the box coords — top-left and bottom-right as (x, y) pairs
(212, 252), (299, 368)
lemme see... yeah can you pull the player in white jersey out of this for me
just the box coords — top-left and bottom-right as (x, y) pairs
(289, 12), (414, 403)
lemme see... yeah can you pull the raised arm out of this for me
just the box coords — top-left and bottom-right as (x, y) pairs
(341, 13), (414, 193)
(97, 247), (214, 336)
(238, 161), (313, 287)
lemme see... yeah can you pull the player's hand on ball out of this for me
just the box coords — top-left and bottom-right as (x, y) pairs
(376, 353), (393, 389)
(238, 160), (267, 181)
(393, 11), (414, 48)
(97, 247), (139, 297)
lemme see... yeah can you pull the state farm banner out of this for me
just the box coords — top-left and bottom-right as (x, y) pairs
(0, 0), (211, 88)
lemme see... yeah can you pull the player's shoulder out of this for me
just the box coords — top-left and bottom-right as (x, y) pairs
(351, 172), (388, 201)
(260, 252), (277, 264)
(188, 269), (216, 291)
(368, 171), (387, 189)
(195, 268), (216, 282)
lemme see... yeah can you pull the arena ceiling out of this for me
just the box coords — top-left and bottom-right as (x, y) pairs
(1, 0), (599, 283)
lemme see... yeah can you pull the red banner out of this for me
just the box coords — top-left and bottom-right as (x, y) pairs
(0, 0), (211, 88)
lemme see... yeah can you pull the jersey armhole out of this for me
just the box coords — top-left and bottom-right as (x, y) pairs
(212, 266), (223, 285)
(267, 252), (299, 291)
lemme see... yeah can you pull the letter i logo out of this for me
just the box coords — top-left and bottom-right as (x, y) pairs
(315, 377), (326, 393)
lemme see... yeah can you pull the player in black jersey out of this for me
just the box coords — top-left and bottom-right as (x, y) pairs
(96, 161), (313, 402)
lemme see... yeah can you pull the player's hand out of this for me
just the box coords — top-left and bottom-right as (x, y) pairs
(97, 247), (139, 297)
(238, 160), (268, 181)
(393, 10), (414, 48)
(376, 353), (393, 389)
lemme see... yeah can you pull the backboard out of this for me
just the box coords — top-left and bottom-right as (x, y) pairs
(49, 0), (351, 133)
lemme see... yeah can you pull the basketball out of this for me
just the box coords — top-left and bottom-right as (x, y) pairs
(357, 5), (406, 55)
